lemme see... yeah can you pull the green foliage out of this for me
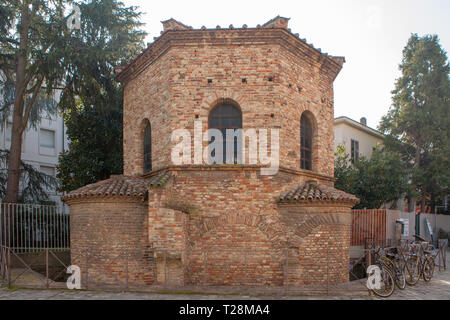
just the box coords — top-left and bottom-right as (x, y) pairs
(55, 0), (145, 193)
(334, 145), (409, 209)
(57, 0), (146, 112)
(57, 86), (123, 192)
(0, 0), (146, 200)
(0, 0), (66, 127)
(379, 34), (450, 207)
(0, 150), (58, 202)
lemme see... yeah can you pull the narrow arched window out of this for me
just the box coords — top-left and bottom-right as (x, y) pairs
(208, 103), (242, 164)
(300, 114), (312, 170)
(143, 121), (152, 173)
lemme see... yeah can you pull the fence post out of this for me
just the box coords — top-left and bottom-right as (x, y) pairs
(203, 251), (207, 286)
(46, 248), (49, 289)
(85, 250), (89, 290)
(164, 250), (167, 286)
(284, 247), (289, 295)
(7, 247), (11, 288)
(326, 245), (329, 296)
(445, 242), (447, 270)
(438, 244), (441, 272)
(244, 250), (247, 287)
(125, 250), (129, 291)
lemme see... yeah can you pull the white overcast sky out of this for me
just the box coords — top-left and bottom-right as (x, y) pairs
(122, 0), (450, 130)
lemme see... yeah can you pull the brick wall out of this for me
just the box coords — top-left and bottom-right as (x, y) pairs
(66, 22), (353, 289)
(146, 168), (353, 286)
(278, 205), (351, 285)
(122, 28), (341, 179)
(68, 198), (155, 288)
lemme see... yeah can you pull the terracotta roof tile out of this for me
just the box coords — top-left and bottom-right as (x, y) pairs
(62, 173), (171, 202)
(148, 172), (171, 188)
(277, 182), (359, 204)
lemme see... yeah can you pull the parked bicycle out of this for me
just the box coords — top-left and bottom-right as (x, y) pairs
(382, 247), (407, 290)
(367, 247), (396, 298)
(349, 237), (440, 298)
(401, 237), (434, 285)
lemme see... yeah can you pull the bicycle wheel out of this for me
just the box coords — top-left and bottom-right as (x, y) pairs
(423, 257), (434, 282)
(394, 265), (406, 290)
(386, 258), (406, 290)
(371, 265), (395, 298)
(404, 255), (420, 286)
(426, 255), (435, 279)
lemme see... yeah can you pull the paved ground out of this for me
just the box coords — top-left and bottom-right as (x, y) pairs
(381, 254), (450, 300)
(0, 286), (374, 300)
(0, 251), (447, 300)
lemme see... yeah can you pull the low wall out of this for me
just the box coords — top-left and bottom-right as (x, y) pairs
(418, 213), (450, 241)
(67, 197), (155, 288)
(385, 210), (450, 242)
(386, 210), (416, 240)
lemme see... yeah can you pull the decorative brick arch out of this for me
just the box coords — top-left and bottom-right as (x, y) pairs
(197, 213), (285, 245)
(200, 90), (249, 113)
(299, 109), (319, 173)
(293, 214), (342, 238)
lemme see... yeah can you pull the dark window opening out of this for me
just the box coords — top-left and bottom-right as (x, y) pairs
(143, 122), (152, 173)
(208, 103), (242, 164)
(300, 114), (312, 171)
(351, 139), (359, 164)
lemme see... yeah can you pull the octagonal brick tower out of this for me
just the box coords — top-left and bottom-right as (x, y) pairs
(64, 16), (358, 288)
(117, 16), (344, 178)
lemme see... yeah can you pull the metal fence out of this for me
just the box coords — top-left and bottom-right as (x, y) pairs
(351, 209), (387, 246)
(1, 239), (447, 295)
(0, 203), (70, 252)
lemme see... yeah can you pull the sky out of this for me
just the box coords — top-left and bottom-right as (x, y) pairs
(122, 0), (450, 130)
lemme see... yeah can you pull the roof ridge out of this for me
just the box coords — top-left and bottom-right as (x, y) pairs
(61, 175), (156, 202)
(277, 181), (359, 204)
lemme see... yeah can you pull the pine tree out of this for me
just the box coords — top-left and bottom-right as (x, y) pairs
(0, 0), (145, 202)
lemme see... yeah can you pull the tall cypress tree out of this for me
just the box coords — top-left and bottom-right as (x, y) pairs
(379, 34), (450, 212)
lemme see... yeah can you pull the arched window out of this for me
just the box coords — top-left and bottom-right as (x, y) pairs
(300, 114), (312, 171)
(208, 102), (242, 164)
(143, 121), (152, 173)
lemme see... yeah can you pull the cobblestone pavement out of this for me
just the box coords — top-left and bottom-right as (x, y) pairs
(377, 250), (450, 300)
(0, 286), (372, 300)
(0, 251), (447, 300)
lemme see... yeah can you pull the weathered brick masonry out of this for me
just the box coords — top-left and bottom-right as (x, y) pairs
(63, 16), (359, 288)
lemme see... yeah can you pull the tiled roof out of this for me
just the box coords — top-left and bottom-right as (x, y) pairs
(115, 16), (344, 81)
(148, 172), (171, 188)
(61, 172), (171, 202)
(277, 182), (359, 204)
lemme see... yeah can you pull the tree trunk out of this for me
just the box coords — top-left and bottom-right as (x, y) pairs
(3, 118), (24, 203)
(3, 5), (29, 204)
(421, 195), (427, 213)
(409, 145), (422, 213)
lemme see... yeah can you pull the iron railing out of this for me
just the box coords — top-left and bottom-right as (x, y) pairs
(351, 209), (387, 246)
(0, 203), (70, 252)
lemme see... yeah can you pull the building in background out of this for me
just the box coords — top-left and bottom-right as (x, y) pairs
(334, 116), (408, 210)
(0, 111), (68, 207)
(334, 116), (384, 162)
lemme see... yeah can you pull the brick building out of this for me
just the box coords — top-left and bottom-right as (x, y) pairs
(62, 16), (359, 288)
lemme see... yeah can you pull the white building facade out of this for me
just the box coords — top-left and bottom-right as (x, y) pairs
(1, 112), (68, 207)
(334, 116), (384, 161)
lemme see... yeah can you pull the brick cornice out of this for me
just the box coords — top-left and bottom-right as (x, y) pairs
(277, 201), (357, 208)
(63, 196), (147, 206)
(116, 28), (344, 85)
(141, 164), (336, 183)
